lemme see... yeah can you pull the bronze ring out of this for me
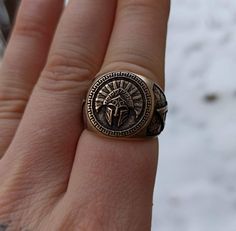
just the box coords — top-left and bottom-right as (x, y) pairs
(85, 71), (168, 138)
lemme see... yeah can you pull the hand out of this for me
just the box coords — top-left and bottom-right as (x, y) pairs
(0, 0), (170, 230)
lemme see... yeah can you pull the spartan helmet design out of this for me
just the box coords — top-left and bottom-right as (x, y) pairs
(95, 80), (143, 128)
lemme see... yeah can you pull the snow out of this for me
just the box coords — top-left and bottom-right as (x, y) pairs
(152, 0), (236, 230)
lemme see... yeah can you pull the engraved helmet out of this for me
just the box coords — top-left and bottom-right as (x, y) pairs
(95, 80), (143, 128)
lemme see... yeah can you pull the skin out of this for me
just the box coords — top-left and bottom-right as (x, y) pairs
(0, 0), (170, 230)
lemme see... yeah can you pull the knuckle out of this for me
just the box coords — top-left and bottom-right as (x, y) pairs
(103, 51), (164, 80)
(0, 85), (28, 120)
(14, 13), (50, 40)
(120, 1), (154, 16)
(38, 52), (98, 93)
(119, 0), (170, 19)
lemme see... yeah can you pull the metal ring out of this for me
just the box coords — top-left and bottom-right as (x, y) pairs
(85, 71), (168, 138)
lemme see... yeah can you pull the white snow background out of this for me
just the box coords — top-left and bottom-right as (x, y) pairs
(152, 0), (236, 230)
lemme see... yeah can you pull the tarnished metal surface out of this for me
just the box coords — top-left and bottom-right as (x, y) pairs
(86, 71), (168, 138)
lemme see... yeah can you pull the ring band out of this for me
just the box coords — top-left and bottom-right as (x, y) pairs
(85, 71), (168, 138)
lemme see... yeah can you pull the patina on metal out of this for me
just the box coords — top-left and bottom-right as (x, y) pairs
(86, 71), (168, 138)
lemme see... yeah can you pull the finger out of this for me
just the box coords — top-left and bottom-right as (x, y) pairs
(66, 0), (170, 228)
(102, 0), (170, 89)
(64, 131), (158, 230)
(0, 0), (64, 156)
(3, 0), (117, 189)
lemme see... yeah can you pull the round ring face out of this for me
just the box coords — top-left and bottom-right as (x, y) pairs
(86, 72), (152, 137)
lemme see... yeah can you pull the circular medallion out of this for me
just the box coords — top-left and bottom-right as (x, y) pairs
(86, 71), (153, 137)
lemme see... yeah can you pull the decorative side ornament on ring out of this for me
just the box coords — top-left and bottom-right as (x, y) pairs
(85, 71), (168, 138)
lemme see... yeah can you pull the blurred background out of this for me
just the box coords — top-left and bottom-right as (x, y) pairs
(153, 0), (236, 230)
(1, 0), (236, 230)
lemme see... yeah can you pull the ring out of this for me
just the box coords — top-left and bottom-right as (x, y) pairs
(85, 71), (168, 138)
